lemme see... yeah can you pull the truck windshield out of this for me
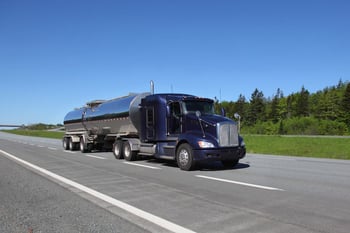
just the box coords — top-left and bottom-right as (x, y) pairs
(183, 100), (214, 115)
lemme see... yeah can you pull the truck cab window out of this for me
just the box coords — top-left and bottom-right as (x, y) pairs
(183, 100), (214, 115)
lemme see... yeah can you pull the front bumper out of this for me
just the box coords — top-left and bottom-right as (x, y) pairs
(192, 146), (246, 162)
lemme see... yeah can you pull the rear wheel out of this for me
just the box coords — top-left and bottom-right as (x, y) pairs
(123, 141), (137, 161)
(176, 143), (196, 171)
(63, 137), (69, 150)
(69, 138), (76, 151)
(80, 137), (90, 153)
(113, 140), (124, 159)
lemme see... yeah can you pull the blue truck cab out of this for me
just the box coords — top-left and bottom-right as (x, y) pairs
(138, 94), (246, 170)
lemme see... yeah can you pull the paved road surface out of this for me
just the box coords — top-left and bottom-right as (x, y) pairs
(1, 132), (350, 233)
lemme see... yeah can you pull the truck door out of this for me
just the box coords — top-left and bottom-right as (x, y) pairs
(168, 102), (181, 134)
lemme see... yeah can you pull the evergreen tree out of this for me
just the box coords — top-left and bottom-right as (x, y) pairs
(296, 86), (310, 117)
(286, 94), (296, 118)
(337, 78), (344, 89)
(309, 91), (322, 118)
(341, 83), (350, 127)
(233, 80), (349, 135)
(235, 94), (247, 117)
(277, 97), (288, 120)
(278, 120), (286, 134)
(246, 88), (266, 125)
(319, 90), (341, 120)
(220, 101), (235, 118)
(269, 88), (283, 123)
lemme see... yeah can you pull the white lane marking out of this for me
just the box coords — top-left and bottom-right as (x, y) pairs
(123, 161), (161, 170)
(0, 149), (196, 233)
(62, 151), (105, 159)
(37, 145), (45, 148)
(250, 156), (296, 161)
(48, 147), (57, 150)
(196, 175), (285, 191)
(64, 150), (77, 154)
(85, 154), (106, 160)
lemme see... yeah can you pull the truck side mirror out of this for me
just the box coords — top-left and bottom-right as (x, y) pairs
(234, 113), (241, 134)
(221, 107), (226, 117)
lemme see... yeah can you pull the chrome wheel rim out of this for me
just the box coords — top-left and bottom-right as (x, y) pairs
(80, 140), (84, 151)
(124, 146), (130, 158)
(114, 145), (120, 156)
(179, 149), (189, 166)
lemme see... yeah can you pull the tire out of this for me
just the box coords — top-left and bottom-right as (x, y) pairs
(69, 138), (76, 151)
(80, 137), (89, 153)
(63, 137), (69, 150)
(221, 159), (239, 168)
(123, 141), (137, 161)
(113, 140), (124, 159)
(176, 143), (196, 171)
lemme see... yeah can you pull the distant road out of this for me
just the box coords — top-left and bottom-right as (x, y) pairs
(0, 125), (23, 128)
(1, 131), (350, 233)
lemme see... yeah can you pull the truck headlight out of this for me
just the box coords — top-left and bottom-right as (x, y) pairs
(240, 139), (246, 147)
(198, 141), (214, 148)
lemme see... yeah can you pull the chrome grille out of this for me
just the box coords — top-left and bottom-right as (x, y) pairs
(218, 122), (239, 147)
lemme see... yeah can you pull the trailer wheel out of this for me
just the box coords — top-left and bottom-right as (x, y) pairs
(80, 137), (90, 153)
(69, 138), (76, 151)
(176, 143), (196, 171)
(63, 137), (69, 150)
(113, 140), (124, 159)
(123, 141), (137, 161)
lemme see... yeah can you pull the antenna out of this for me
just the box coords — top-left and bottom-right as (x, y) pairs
(150, 80), (154, 94)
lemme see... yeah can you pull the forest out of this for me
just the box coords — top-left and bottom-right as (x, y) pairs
(214, 80), (350, 135)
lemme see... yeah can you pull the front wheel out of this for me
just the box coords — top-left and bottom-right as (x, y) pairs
(176, 143), (196, 171)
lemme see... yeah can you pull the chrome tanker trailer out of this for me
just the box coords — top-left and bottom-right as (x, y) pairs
(63, 85), (246, 170)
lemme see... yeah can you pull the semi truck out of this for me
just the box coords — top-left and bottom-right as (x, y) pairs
(63, 82), (246, 170)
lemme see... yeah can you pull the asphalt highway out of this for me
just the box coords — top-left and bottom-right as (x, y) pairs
(1, 132), (350, 233)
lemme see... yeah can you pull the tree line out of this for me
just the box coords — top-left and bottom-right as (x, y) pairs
(215, 80), (350, 135)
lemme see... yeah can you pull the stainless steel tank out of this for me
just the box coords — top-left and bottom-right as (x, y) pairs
(64, 92), (150, 135)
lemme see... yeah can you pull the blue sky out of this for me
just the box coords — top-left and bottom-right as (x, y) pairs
(0, 0), (349, 125)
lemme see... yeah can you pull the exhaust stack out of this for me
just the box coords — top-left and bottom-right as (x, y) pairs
(150, 80), (154, 95)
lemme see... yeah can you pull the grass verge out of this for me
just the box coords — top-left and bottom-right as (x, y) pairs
(243, 135), (350, 160)
(2, 129), (64, 139)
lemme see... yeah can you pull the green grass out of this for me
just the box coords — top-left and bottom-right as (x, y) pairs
(243, 134), (350, 160)
(2, 129), (64, 139)
(2, 130), (350, 160)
